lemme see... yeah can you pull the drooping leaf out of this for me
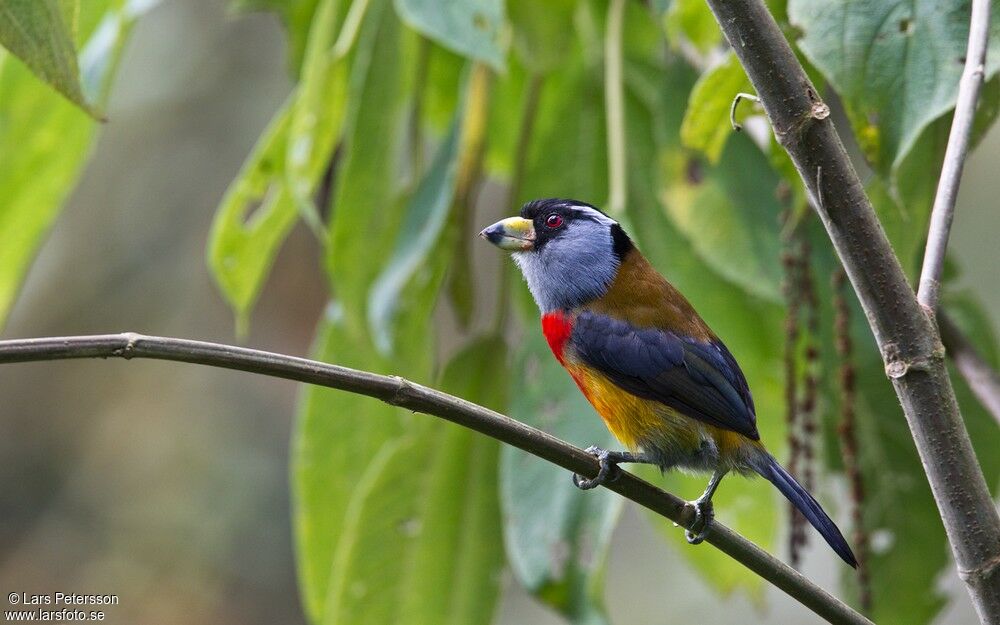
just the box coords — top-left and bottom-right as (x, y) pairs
(293, 309), (419, 625)
(393, 0), (505, 70)
(368, 78), (468, 353)
(680, 52), (752, 164)
(869, 76), (1000, 281)
(664, 0), (722, 53)
(788, 0), (1000, 176)
(0, 0), (156, 328)
(320, 337), (506, 625)
(325, 1), (410, 330)
(661, 133), (784, 303)
(0, 0), (97, 116)
(207, 99), (299, 334)
(285, 0), (352, 234)
(501, 332), (622, 625)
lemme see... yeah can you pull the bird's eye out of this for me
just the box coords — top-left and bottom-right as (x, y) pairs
(545, 214), (564, 228)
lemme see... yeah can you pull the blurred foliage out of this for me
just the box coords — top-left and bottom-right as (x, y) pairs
(2, 0), (999, 624)
(0, 0), (158, 327)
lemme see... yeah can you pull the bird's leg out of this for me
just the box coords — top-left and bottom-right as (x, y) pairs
(572, 446), (656, 490)
(685, 469), (728, 544)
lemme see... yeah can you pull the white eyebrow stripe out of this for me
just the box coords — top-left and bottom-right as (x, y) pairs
(569, 204), (617, 226)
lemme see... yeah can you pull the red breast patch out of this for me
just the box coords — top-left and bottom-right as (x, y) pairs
(541, 311), (574, 364)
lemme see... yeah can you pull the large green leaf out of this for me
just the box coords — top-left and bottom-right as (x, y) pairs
(661, 133), (784, 303)
(297, 11), (467, 621)
(293, 312), (411, 624)
(325, 1), (410, 330)
(207, 100), (298, 334)
(320, 337), (506, 625)
(285, 0), (351, 234)
(679, 52), (752, 164)
(501, 332), (622, 625)
(0, 0), (97, 115)
(0, 0), (155, 328)
(788, 0), (1000, 176)
(393, 0), (504, 70)
(368, 84), (467, 354)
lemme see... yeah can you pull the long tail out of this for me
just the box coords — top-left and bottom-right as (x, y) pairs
(757, 454), (858, 568)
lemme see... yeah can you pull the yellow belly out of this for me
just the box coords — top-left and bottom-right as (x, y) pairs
(565, 363), (750, 464)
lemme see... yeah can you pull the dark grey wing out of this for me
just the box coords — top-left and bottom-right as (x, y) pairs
(571, 311), (758, 439)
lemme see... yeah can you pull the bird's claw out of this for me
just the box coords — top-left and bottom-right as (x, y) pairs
(572, 446), (623, 490)
(684, 498), (715, 544)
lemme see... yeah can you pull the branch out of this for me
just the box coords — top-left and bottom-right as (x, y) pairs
(918, 0), (992, 310)
(703, 1), (1000, 621)
(0, 332), (870, 625)
(940, 312), (1000, 428)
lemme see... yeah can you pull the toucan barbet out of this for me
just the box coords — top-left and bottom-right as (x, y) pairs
(481, 198), (857, 567)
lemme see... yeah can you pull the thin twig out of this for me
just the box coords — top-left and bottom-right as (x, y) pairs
(0, 332), (870, 625)
(704, 1), (1000, 620)
(918, 0), (992, 310)
(939, 311), (1000, 428)
(730, 92), (759, 131)
(604, 0), (627, 217)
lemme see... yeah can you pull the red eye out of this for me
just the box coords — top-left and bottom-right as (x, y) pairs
(545, 213), (563, 228)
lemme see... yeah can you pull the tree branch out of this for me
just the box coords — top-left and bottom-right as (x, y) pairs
(703, 1), (1000, 621)
(940, 311), (1000, 428)
(918, 0), (992, 310)
(0, 332), (870, 625)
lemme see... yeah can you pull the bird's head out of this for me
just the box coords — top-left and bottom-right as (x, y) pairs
(479, 198), (632, 312)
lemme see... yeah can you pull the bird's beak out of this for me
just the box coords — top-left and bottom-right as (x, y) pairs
(478, 217), (536, 252)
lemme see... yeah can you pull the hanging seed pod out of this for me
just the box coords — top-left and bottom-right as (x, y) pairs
(833, 268), (873, 612)
(781, 209), (807, 566)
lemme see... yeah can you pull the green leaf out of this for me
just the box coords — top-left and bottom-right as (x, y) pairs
(501, 332), (622, 625)
(661, 133), (784, 302)
(870, 77), (1000, 281)
(285, 0), (353, 235)
(368, 82), (468, 354)
(507, 0), (575, 72)
(320, 337), (506, 625)
(293, 310), (416, 625)
(788, 0), (1000, 176)
(394, 0), (505, 70)
(664, 0), (722, 53)
(0, 0), (97, 116)
(680, 52), (752, 164)
(325, 2), (410, 331)
(0, 0), (155, 328)
(207, 99), (299, 334)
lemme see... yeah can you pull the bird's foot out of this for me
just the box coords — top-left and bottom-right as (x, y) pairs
(684, 497), (715, 544)
(572, 446), (630, 490)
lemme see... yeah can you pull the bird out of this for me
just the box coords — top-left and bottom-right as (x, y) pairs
(480, 198), (857, 567)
